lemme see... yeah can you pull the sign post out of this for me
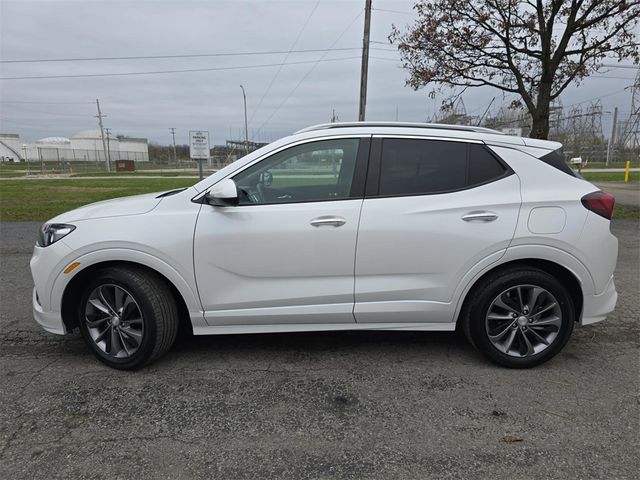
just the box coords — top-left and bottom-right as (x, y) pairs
(189, 130), (210, 180)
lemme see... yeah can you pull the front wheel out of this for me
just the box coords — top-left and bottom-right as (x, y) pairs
(461, 268), (576, 368)
(78, 267), (178, 369)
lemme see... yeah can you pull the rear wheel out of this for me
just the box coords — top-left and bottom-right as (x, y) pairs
(78, 267), (178, 369)
(462, 268), (575, 368)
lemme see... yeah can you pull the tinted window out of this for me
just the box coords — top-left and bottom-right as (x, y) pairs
(540, 149), (577, 177)
(468, 143), (507, 185)
(379, 139), (508, 196)
(379, 139), (467, 195)
(234, 138), (359, 205)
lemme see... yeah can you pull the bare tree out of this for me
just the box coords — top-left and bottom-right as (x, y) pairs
(390, 0), (640, 138)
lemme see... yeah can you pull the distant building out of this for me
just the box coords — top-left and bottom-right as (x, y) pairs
(0, 129), (149, 163)
(70, 129), (110, 153)
(116, 136), (149, 162)
(34, 137), (72, 161)
(0, 133), (22, 162)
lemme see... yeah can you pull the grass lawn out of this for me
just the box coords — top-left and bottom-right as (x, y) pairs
(0, 171), (27, 178)
(581, 171), (639, 183)
(582, 161), (640, 169)
(613, 205), (640, 221)
(70, 171), (199, 178)
(2, 176), (637, 222)
(0, 178), (197, 221)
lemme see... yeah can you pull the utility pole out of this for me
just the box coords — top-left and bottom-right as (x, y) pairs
(240, 86), (250, 154)
(358, 0), (372, 121)
(331, 109), (339, 123)
(240, 85), (249, 155)
(95, 99), (110, 172)
(169, 127), (177, 165)
(606, 106), (618, 165)
(104, 127), (112, 167)
(22, 144), (29, 175)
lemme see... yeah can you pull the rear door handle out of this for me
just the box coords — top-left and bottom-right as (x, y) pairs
(462, 211), (499, 222)
(310, 216), (346, 227)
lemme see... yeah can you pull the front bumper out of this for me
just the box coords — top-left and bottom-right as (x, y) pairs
(30, 238), (75, 335)
(580, 275), (617, 326)
(32, 288), (65, 334)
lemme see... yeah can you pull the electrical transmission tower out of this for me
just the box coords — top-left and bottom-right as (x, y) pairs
(435, 98), (470, 125)
(616, 69), (640, 154)
(548, 100), (564, 139)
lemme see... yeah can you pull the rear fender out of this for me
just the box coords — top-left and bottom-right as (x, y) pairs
(452, 244), (594, 325)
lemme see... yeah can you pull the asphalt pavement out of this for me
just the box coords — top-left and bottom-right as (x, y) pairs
(594, 181), (640, 209)
(0, 220), (638, 479)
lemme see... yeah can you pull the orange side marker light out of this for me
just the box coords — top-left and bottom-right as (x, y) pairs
(63, 262), (81, 274)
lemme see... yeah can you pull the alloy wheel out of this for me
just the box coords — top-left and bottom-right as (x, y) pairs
(84, 284), (144, 358)
(485, 284), (562, 357)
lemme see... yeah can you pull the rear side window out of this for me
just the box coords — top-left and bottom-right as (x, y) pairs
(539, 149), (577, 177)
(468, 143), (507, 185)
(378, 138), (508, 196)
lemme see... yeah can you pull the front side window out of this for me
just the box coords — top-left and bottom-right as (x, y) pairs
(378, 138), (508, 196)
(234, 138), (359, 205)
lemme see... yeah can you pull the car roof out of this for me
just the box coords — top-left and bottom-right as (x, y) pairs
(295, 121), (504, 136)
(293, 122), (561, 152)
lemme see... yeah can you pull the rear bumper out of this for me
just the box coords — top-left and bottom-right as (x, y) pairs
(580, 275), (617, 326)
(32, 288), (65, 334)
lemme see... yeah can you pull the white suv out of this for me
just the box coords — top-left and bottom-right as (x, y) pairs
(30, 122), (618, 369)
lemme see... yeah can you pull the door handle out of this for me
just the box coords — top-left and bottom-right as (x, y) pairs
(310, 216), (347, 227)
(462, 211), (499, 222)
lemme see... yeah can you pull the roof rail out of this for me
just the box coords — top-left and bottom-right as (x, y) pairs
(294, 121), (505, 135)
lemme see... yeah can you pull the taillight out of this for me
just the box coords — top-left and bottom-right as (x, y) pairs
(581, 191), (615, 220)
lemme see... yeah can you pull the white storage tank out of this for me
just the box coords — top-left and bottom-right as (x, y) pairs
(117, 136), (149, 162)
(35, 137), (72, 161)
(0, 133), (22, 162)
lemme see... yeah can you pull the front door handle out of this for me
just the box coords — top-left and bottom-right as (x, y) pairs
(462, 211), (499, 222)
(310, 216), (347, 227)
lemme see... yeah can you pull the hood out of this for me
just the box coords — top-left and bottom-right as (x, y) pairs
(48, 191), (164, 223)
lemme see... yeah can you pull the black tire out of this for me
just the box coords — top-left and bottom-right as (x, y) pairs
(461, 267), (575, 368)
(77, 266), (178, 370)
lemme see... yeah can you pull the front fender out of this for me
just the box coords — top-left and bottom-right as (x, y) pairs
(51, 248), (204, 323)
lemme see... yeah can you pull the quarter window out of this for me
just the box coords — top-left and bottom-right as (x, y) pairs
(468, 143), (508, 185)
(234, 138), (359, 205)
(378, 138), (508, 196)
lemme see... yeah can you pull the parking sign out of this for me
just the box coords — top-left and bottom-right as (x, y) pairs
(189, 130), (210, 160)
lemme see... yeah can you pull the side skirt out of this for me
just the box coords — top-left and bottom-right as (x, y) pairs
(192, 322), (456, 336)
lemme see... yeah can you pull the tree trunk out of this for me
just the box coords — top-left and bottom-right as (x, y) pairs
(529, 80), (553, 139)
(529, 112), (550, 139)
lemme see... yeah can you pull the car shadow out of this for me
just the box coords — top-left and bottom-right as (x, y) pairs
(172, 328), (470, 357)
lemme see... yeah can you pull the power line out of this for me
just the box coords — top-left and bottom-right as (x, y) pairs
(248, 0), (321, 124)
(0, 56), (361, 80)
(370, 56), (400, 62)
(0, 46), (362, 64)
(591, 75), (638, 80)
(0, 100), (94, 105)
(0, 103), (92, 117)
(601, 64), (640, 70)
(256, 9), (365, 133)
(563, 85), (634, 108)
(372, 7), (414, 15)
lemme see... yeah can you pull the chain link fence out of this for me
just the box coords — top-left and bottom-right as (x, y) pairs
(9, 147), (216, 177)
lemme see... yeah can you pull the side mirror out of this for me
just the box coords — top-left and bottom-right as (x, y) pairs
(205, 178), (239, 206)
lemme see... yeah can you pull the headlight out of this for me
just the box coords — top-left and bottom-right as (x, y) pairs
(37, 223), (75, 247)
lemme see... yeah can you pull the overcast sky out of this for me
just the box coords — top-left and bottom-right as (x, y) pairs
(1, 0), (637, 145)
